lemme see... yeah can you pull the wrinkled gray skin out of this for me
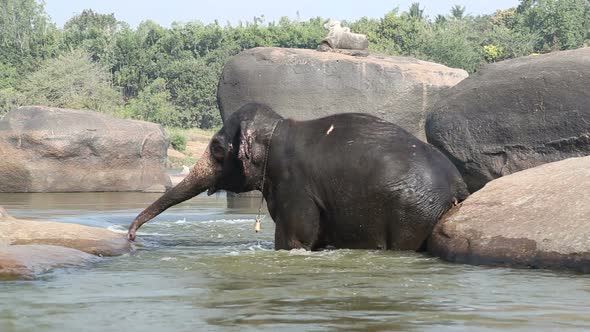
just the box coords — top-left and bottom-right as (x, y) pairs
(128, 103), (468, 251)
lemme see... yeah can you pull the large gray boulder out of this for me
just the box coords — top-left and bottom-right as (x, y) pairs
(0, 106), (171, 192)
(426, 47), (590, 193)
(428, 156), (590, 273)
(218, 47), (468, 141)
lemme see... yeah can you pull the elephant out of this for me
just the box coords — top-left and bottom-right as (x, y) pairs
(128, 103), (469, 251)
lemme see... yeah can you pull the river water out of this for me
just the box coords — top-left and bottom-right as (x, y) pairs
(0, 192), (589, 331)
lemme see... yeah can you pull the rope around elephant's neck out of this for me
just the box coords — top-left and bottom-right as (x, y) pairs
(255, 119), (281, 233)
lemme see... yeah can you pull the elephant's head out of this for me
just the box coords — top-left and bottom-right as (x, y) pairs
(128, 103), (283, 240)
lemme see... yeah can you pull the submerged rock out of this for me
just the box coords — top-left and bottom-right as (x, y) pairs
(426, 47), (590, 192)
(0, 245), (98, 280)
(428, 156), (590, 273)
(0, 209), (130, 256)
(218, 47), (467, 141)
(0, 106), (171, 193)
(0, 207), (131, 279)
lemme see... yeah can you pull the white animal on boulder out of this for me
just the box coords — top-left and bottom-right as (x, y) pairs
(320, 19), (368, 51)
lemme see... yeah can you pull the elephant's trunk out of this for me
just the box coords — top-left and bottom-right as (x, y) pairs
(127, 147), (215, 240)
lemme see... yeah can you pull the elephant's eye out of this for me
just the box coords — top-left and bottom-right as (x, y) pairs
(211, 142), (225, 161)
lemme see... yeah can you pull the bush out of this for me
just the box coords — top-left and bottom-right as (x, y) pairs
(167, 129), (187, 151)
(484, 25), (538, 61)
(420, 19), (485, 72)
(19, 50), (123, 112)
(122, 78), (181, 126)
(516, 0), (589, 52)
(0, 87), (24, 117)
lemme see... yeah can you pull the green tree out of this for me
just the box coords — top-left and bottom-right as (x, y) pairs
(451, 5), (467, 19)
(111, 26), (146, 98)
(19, 50), (123, 112)
(421, 19), (485, 72)
(266, 16), (325, 49)
(517, 0), (535, 13)
(123, 78), (179, 126)
(0, 87), (24, 116)
(409, 2), (425, 20)
(491, 8), (518, 28)
(377, 8), (428, 56)
(484, 25), (539, 61)
(159, 55), (222, 128)
(435, 14), (448, 25)
(62, 9), (124, 67)
(112, 20), (168, 98)
(516, 0), (590, 51)
(0, 0), (60, 80)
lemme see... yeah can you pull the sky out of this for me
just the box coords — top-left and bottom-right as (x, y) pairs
(44, 0), (521, 28)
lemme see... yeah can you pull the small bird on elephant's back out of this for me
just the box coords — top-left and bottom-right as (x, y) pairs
(128, 103), (468, 251)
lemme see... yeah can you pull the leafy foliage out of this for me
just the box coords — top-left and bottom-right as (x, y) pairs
(19, 50), (122, 112)
(0, 87), (24, 117)
(0, 0), (59, 65)
(420, 18), (486, 72)
(122, 78), (179, 126)
(167, 128), (187, 152)
(515, 0), (589, 51)
(1, 0), (589, 126)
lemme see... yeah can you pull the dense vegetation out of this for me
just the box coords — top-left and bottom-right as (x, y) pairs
(1, 0), (589, 128)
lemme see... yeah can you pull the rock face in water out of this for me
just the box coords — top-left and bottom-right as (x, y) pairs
(218, 47), (468, 141)
(428, 156), (590, 273)
(426, 47), (590, 192)
(0, 207), (131, 279)
(0, 245), (98, 280)
(0, 210), (130, 256)
(0, 106), (171, 192)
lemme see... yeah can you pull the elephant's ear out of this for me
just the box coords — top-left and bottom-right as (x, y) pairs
(238, 120), (256, 162)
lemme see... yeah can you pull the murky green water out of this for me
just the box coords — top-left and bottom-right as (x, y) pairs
(0, 193), (589, 331)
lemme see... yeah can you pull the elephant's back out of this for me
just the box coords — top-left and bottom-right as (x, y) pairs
(293, 113), (467, 208)
(297, 113), (424, 159)
(292, 115), (427, 186)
